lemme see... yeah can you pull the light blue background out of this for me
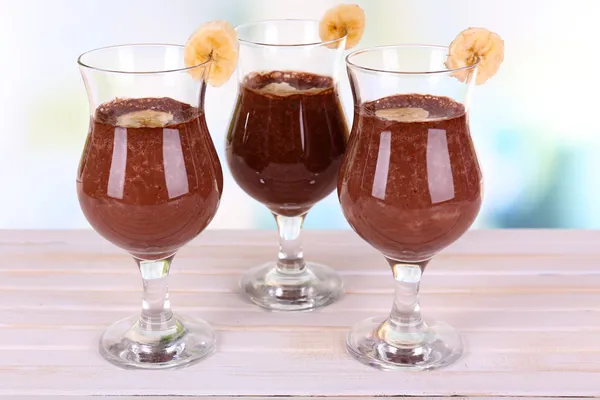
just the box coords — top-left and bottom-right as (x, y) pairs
(1, 0), (597, 230)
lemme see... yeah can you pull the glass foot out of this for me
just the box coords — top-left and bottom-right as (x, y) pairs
(346, 316), (463, 371)
(99, 314), (216, 370)
(240, 261), (343, 312)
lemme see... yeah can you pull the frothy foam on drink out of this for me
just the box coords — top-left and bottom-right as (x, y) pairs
(243, 71), (334, 97)
(95, 97), (198, 127)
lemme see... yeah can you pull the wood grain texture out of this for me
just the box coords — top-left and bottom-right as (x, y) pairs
(0, 398), (593, 400)
(0, 229), (597, 398)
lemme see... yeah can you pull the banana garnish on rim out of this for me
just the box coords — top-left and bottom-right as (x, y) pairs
(184, 20), (239, 87)
(446, 27), (504, 85)
(319, 4), (366, 49)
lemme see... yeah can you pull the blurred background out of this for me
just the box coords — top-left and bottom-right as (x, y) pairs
(1, 0), (598, 230)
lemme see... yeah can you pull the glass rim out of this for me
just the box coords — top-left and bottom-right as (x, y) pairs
(346, 44), (480, 76)
(77, 43), (210, 75)
(235, 19), (346, 48)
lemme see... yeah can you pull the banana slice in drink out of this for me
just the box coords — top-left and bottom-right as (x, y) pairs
(319, 4), (366, 49)
(376, 107), (429, 122)
(445, 27), (504, 85)
(117, 110), (174, 128)
(184, 20), (239, 87)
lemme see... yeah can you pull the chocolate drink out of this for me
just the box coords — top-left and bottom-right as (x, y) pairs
(338, 94), (482, 262)
(226, 71), (348, 216)
(77, 97), (223, 260)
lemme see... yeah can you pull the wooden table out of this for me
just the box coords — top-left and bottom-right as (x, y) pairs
(0, 229), (597, 399)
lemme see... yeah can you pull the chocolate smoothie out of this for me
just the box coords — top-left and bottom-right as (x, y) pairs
(226, 71), (348, 216)
(77, 97), (222, 260)
(338, 94), (482, 262)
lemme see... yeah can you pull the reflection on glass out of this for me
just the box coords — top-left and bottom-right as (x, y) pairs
(163, 128), (190, 199)
(371, 130), (391, 200)
(107, 127), (127, 200)
(426, 128), (455, 204)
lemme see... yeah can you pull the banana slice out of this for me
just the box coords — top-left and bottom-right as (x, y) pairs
(376, 107), (429, 122)
(184, 20), (239, 87)
(259, 82), (327, 96)
(445, 27), (504, 85)
(319, 4), (366, 49)
(116, 110), (174, 128)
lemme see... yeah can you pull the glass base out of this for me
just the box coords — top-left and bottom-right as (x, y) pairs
(99, 314), (216, 370)
(240, 261), (343, 312)
(346, 316), (462, 371)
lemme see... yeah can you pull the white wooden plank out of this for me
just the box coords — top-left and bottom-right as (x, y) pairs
(3, 229), (600, 279)
(0, 397), (594, 400)
(0, 368), (597, 397)
(0, 329), (597, 354)
(0, 270), (594, 294)
(0, 395), (596, 400)
(0, 291), (597, 312)
(0, 308), (597, 331)
(4, 250), (600, 276)
(2, 229), (600, 255)
(0, 347), (599, 374)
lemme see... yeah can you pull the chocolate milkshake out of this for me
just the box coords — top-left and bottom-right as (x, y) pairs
(226, 71), (348, 216)
(77, 97), (223, 260)
(338, 94), (482, 262)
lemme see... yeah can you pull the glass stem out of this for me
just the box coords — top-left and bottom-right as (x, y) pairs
(274, 213), (307, 275)
(135, 255), (176, 334)
(379, 258), (430, 346)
